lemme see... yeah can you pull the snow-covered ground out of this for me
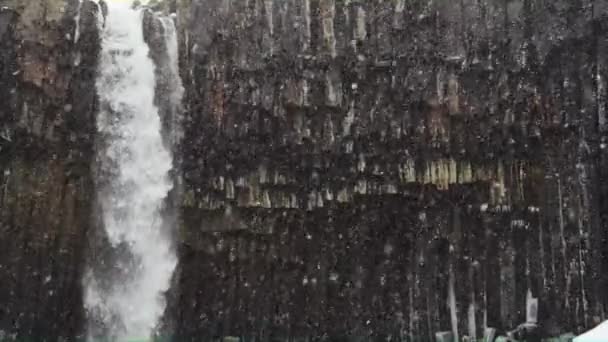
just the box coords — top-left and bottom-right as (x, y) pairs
(574, 321), (608, 342)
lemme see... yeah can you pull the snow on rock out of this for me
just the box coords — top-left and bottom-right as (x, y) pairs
(574, 321), (608, 342)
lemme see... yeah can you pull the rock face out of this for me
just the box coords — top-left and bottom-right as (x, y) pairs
(0, 0), (100, 339)
(171, 0), (608, 340)
(2, 0), (608, 341)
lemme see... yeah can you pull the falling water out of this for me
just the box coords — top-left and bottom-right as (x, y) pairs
(85, 2), (178, 341)
(74, 0), (83, 43)
(159, 15), (184, 149)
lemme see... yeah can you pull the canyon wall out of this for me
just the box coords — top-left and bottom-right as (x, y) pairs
(170, 0), (608, 340)
(2, 0), (608, 341)
(0, 0), (100, 339)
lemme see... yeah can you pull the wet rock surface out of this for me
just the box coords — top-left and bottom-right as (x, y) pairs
(2, 0), (608, 341)
(0, 0), (100, 339)
(170, 0), (608, 340)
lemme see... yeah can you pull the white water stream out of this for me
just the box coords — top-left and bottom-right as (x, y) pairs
(84, 2), (178, 340)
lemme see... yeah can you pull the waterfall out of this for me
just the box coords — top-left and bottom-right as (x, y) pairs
(159, 15), (184, 149)
(74, 0), (83, 43)
(84, 2), (179, 340)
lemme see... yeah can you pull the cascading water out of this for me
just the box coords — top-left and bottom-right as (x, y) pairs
(159, 15), (184, 149)
(84, 2), (179, 340)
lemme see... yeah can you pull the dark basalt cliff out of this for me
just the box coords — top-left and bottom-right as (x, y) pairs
(0, 0), (100, 339)
(2, 0), (608, 341)
(170, 0), (608, 340)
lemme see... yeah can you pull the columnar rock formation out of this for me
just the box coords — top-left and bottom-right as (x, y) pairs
(2, 0), (608, 341)
(171, 0), (608, 340)
(0, 0), (100, 339)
